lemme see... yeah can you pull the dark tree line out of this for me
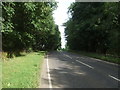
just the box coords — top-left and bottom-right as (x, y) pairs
(64, 2), (120, 56)
(2, 2), (61, 57)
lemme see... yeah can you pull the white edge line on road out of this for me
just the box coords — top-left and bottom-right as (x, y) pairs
(76, 60), (94, 69)
(77, 55), (118, 66)
(46, 55), (53, 88)
(108, 75), (120, 82)
(89, 57), (119, 66)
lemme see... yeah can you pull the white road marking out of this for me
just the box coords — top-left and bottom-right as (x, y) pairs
(89, 57), (118, 66)
(64, 54), (72, 59)
(108, 75), (120, 82)
(63, 54), (94, 69)
(76, 60), (94, 69)
(80, 57), (85, 59)
(75, 56), (118, 66)
(77, 57), (79, 58)
(46, 55), (52, 88)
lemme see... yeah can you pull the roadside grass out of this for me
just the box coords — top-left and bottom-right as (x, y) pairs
(0, 60), (2, 89)
(2, 51), (45, 88)
(69, 50), (120, 64)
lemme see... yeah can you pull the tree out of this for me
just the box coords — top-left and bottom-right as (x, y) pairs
(2, 2), (61, 57)
(64, 2), (120, 56)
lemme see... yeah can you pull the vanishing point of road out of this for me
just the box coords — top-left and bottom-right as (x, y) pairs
(40, 51), (120, 88)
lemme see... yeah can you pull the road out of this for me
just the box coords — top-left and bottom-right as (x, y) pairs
(40, 51), (120, 88)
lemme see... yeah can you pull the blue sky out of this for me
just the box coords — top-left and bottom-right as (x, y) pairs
(53, 0), (75, 48)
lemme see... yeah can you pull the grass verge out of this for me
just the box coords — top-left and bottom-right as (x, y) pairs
(2, 51), (45, 88)
(69, 50), (120, 64)
(0, 60), (2, 89)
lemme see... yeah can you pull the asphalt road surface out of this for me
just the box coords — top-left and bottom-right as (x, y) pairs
(40, 51), (120, 88)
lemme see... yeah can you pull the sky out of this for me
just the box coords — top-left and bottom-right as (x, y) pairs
(53, 0), (75, 48)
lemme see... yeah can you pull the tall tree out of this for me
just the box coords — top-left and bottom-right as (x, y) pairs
(64, 2), (119, 56)
(2, 2), (61, 57)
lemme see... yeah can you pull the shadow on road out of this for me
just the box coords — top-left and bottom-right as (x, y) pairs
(42, 51), (118, 88)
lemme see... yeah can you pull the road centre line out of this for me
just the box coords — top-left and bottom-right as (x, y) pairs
(108, 75), (120, 82)
(64, 54), (72, 59)
(63, 54), (94, 69)
(63, 53), (119, 82)
(76, 60), (94, 69)
(46, 55), (52, 88)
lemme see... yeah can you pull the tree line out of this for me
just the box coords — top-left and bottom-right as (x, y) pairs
(64, 2), (120, 56)
(2, 2), (61, 57)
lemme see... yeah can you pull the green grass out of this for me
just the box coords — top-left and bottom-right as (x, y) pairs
(69, 50), (120, 64)
(2, 51), (45, 88)
(0, 60), (2, 89)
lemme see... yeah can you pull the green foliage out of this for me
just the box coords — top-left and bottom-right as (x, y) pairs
(64, 2), (120, 56)
(2, 52), (45, 88)
(2, 2), (61, 57)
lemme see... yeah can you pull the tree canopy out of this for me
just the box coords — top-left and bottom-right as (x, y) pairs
(2, 2), (61, 57)
(64, 2), (120, 56)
